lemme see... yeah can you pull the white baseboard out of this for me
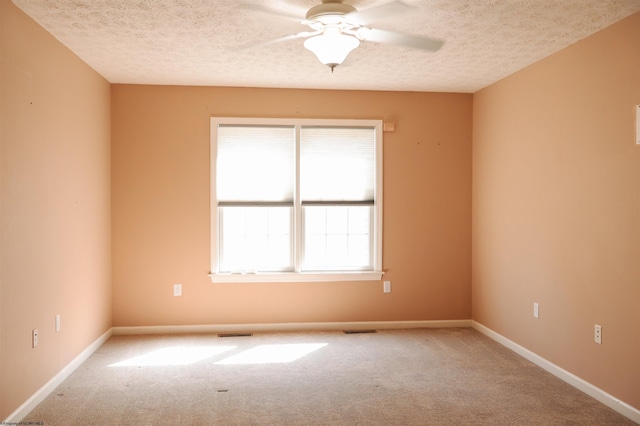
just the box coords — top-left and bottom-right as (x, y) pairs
(112, 319), (472, 335)
(472, 321), (640, 424)
(4, 328), (113, 423)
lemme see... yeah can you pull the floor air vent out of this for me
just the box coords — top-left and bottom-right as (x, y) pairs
(343, 330), (377, 334)
(218, 333), (253, 338)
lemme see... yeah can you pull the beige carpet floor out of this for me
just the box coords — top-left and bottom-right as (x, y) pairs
(22, 328), (635, 425)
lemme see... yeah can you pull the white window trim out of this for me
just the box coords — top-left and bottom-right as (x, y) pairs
(210, 117), (383, 283)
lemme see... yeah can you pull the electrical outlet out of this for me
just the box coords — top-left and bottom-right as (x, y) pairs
(55, 314), (61, 333)
(533, 302), (539, 318)
(383, 281), (391, 293)
(173, 283), (182, 297)
(32, 329), (38, 348)
(594, 324), (602, 344)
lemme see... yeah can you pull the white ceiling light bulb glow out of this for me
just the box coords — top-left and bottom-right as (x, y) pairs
(304, 26), (360, 72)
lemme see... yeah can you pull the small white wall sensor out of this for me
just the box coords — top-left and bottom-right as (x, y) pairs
(636, 105), (640, 145)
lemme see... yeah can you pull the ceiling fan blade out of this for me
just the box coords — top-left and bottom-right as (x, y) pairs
(248, 31), (317, 49)
(362, 28), (443, 52)
(237, 3), (302, 22)
(345, 1), (410, 26)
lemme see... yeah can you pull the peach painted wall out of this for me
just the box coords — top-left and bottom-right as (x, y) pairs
(472, 12), (640, 410)
(0, 1), (112, 419)
(111, 86), (472, 327)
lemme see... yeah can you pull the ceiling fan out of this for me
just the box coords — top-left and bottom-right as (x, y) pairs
(249, 0), (443, 72)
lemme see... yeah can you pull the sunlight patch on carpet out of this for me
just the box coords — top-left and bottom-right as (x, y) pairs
(215, 343), (327, 365)
(109, 346), (236, 367)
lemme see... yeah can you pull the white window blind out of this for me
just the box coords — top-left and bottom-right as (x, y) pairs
(216, 125), (295, 204)
(300, 127), (375, 203)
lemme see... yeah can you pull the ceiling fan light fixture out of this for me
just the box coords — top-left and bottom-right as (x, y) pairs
(304, 27), (360, 72)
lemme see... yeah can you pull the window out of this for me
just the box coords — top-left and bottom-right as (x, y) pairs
(210, 118), (383, 282)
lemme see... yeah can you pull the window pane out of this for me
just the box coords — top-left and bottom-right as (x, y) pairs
(268, 236), (291, 267)
(245, 209), (268, 235)
(326, 235), (348, 266)
(348, 235), (370, 266)
(268, 209), (291, 235)
(326, 208), (348, 234)
(304, 207), (326, 234)
(302, 206), (371, 271)
(304, 234), (326, 267)
(348, 206), (370, 235)
(220, 207), (292, 272)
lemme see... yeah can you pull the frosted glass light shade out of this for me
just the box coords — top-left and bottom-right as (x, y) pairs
(304, 27), (360, 69)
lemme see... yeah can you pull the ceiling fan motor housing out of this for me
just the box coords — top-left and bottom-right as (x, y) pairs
(305, 3), (357, 23)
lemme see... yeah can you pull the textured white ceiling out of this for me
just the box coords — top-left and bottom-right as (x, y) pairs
(11, 0), (640, 93)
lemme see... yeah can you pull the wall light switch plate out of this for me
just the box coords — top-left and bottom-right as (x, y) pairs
(533, 302), (539, 318)
(383, 281), (391, 293)
(173, 283), (182, 297)
(55, 314), (61, 333)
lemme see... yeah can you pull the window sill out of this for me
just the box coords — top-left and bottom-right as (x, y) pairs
(209, 271), (384, 283)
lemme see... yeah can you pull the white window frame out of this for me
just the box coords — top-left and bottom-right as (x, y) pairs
(209, 117), (383, 283)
